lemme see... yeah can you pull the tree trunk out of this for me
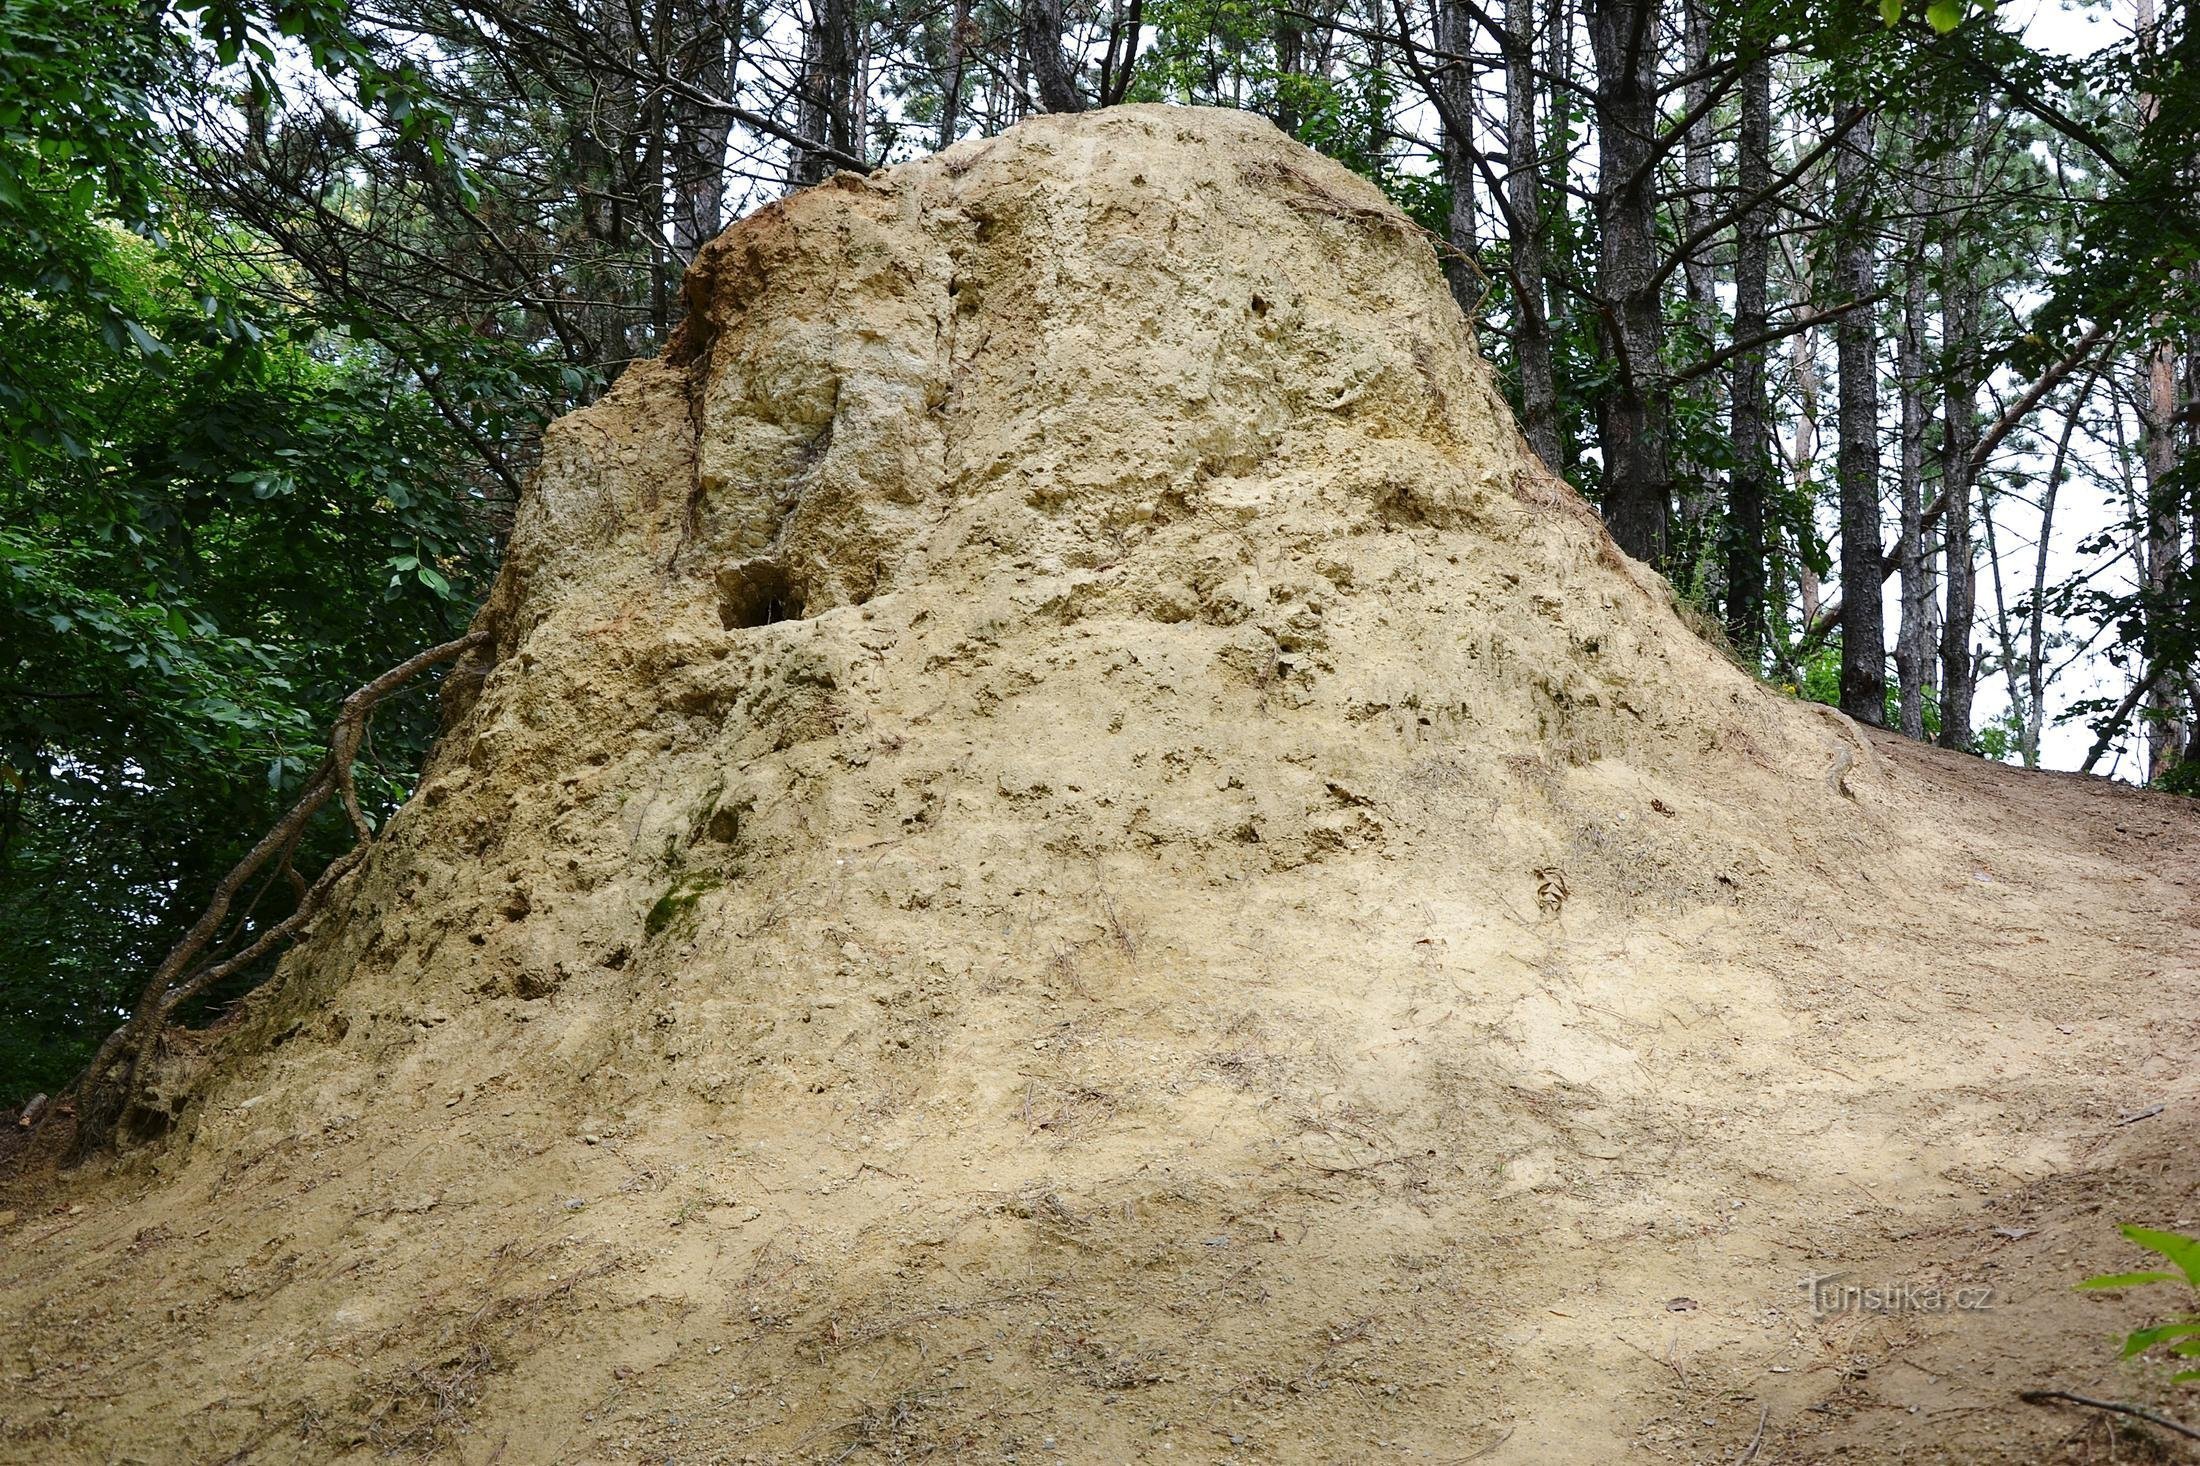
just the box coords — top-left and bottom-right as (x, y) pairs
(1274, 7), (1304, 134)
(1834, 111), (1885, 726)
(1434, 0), (1478, 312)
(1724, 46), (1772, 656)
(1981, 485), (2026, 753)
(1937, 259), (1982, 749)
(574, 0), (644, 365)
(670, 0), (739, 263)
(1587, 0), (1670, 566)
(1893, 182), (1932, 739)
(2141, 333), (2186, 779)
(2131, 0), (2190, 780)
(644, 2), (672, 339)
(1022, 0), (1084, 113)
(1503, 0), (1561, 469)
(791, 6), (826, 185)
(2021, 375), (2094, 765)
(1788, 233), (1823, 642)
(1671, 0), (1720, 577)
(2186, 332), (2200, 771)
(791, 0), (863, 186)
(941, 0), (972, 148)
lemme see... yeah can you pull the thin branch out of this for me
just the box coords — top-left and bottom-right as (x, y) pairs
(2019, 1389), (2200, 1441)
(1668, 294), (1884, 390)
(1971, 319), (2115, 473)
(2079, 676), (2151, 774)
(1647, 106), (1868, 297)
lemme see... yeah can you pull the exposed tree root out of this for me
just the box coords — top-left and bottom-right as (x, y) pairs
(57, 630), (490, 1162)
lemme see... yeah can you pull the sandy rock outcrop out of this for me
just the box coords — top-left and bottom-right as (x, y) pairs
(4, 106), (2198, 1465)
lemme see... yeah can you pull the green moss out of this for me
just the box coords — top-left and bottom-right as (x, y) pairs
(645, 872), (720, 939)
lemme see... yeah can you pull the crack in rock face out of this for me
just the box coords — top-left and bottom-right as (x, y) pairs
(7, 106), (2197, 1466)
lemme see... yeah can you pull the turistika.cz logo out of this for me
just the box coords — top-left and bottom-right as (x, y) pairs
(1801, 1271), (1996, 1315)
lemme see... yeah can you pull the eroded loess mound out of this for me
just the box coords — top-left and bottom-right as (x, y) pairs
(5, 106), (2199, 1464)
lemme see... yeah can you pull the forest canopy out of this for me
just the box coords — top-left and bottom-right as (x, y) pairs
(2, 0), (2196, 1106)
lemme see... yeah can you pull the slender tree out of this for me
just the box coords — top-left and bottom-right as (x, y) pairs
(1834, 110), (1886, 724)
(1586, 0), (1671, 565)
(1725, 45), (1774, 654)
(792, 0), (865, 184)
(1433, 0), (1479, 308)
(1893, 169), (1934, 739)
(1503, 0), (1562, 467)
(1938, 225), (1983, 749)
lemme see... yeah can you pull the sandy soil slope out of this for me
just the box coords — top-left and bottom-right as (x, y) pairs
(4, 105), (2198, 1464)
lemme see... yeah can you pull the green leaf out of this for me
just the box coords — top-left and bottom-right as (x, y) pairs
(121, 318), (167, 358)
(1925, 0), (1963, 30)
(2078, 1271), (2178, 1290)
(1879, 0), (1903, 26)
(2119, 1321), (2200, 1356)
(2122, 1227), (2200, 1286)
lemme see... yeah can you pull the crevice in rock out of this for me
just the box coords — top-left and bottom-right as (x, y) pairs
(716, 557), (808, 629)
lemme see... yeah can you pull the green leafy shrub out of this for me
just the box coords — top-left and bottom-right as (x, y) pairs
(2081, 1226), (2200, 1382)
